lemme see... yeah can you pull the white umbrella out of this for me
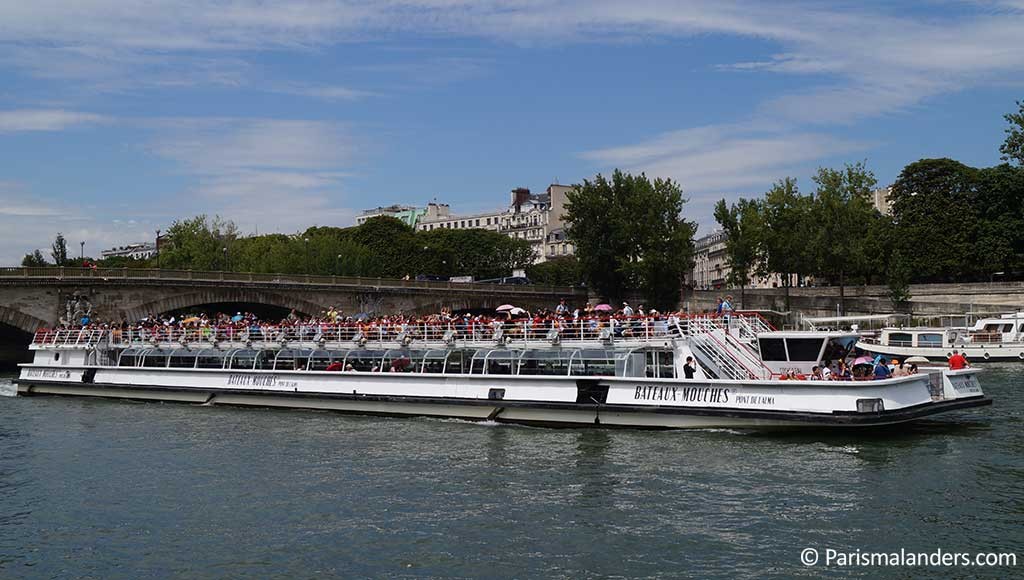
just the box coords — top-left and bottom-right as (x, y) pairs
(904, 356), (930, 364)
(496, 304), (516, 312)
(509, 307), (527, 316)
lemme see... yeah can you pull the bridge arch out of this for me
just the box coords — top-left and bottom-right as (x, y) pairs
(0, 305), (49, 334)
(124, 289), (328, 322)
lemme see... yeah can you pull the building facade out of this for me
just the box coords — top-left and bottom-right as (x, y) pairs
(356, 205), (429, 228)
(871, 186), (893, 216)
(412, 184), (576, 264)
(688, 230), (787, 291)
(100, 242), (158, 261)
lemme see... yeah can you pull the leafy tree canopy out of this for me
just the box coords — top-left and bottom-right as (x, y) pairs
(565, 169), (695, 309)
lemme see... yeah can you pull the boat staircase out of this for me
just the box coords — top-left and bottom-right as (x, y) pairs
(676, 318), (773, 380)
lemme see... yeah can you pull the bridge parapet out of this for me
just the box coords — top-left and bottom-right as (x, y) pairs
(0, 267), (580, 296)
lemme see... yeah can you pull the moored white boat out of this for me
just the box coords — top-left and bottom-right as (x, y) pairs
(17, 314), (991, 429)
(857, 312), (1024, 362)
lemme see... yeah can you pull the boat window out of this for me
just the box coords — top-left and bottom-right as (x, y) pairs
(1019, 323), (1024, 333)
(785, 338), (825, 362)
(484, 350), (519, 375)
(117, 347), (146, 367)
(196, 349), (229, 369)
(230, 349), (259, 370)
(569, 349), (618, 377)
(888, 332), (913, 347)
(142, 349), (171, 368)
(383, 349), (426, 373)
(343, 350), (386, 372)
(307, 350), (335, 371)
(658, 350), (675, 378)
(518, 350), (571, 376)
(917, 333), (943, 348)
(444, 351), (467, 374)
(168, 349), (197, 368)
(619, 351), (646, 377)
(822, 337), (858, 363)
(274, 349), (313, 371)
(758, 338), (787, 361)
(420, 350), (450, 374)
(254, 350), (277, 370)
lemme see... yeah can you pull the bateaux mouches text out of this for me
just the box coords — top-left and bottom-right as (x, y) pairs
(632, 384), (776, 406)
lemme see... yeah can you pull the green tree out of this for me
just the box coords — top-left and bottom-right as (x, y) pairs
(810, 161), (878, 315)
(758, 177), (814, 311)
(526, 256), (584, 286)
(418, 228), (534, 279)
(974, 164), (1024, 275)
(1001, 99), (1024, 165)
(565, 170), (695, 309)
(890, 159), (979, 281)
(158, 215), (239, 271)
(51, 233), (68, 266)
(714, 197), (762, 309)
(21, 249), (48, 267)
(887, 248), (912, 309)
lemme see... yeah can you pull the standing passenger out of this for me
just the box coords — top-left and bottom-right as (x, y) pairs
(683, 357), (697, 379)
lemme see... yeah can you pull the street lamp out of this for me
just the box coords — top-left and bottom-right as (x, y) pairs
(304, 238), (311, 273)
(155, 229), (161, 269)
(335, 254), (342, 275)
(80, 241), (85, 264)
(223, 247), (229, 271)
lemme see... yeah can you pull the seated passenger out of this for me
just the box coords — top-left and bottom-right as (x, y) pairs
(325, 361), (344, 371)
(873, 359), (891, 379)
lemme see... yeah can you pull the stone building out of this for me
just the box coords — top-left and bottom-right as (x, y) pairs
(356, 205), (429, 228)
(688, 229), (786, 290)
(412, 184), (576, 264)
(100, 242), (158, 261)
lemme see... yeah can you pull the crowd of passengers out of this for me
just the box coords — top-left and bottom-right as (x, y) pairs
(45, 299), (696, 341)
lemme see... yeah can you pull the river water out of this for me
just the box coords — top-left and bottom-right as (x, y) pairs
(0, 368), (1020, 579)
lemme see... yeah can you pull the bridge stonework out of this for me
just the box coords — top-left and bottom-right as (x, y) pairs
(0, 269), (584, 333)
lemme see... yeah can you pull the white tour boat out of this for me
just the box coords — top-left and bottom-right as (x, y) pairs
(857, 312), (1024, 362)
(16, 314), (990, 429)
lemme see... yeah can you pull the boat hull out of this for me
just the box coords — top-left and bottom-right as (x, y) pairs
(16, 371), (992, 430)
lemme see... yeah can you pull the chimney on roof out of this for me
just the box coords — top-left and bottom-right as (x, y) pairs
(510, 187), (531, 210)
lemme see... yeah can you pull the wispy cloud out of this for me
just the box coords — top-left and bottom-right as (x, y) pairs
(143, 117), (362, 232)
(580, 123), (872, 226)
(0, 109), (105, 132)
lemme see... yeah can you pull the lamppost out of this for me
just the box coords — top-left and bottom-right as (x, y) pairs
(79, 241), (85, 264)
(304, 237), (310, 273)
(155, 229), (161, 269)
(223, 247), (229, 272)
(336, 254), (342, 275)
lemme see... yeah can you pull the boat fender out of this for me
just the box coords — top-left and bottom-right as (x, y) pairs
(1018, 352), (1024, 360)
(983, 352), (991, 360)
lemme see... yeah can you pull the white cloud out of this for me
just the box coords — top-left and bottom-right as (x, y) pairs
(142, 117), (362, 233)
(580, 123), (872, 227)
(0, 109), (105, 132)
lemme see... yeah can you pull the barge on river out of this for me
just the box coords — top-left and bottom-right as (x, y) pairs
(858, 312), (1024, 362)
(16, 314), (990, 429)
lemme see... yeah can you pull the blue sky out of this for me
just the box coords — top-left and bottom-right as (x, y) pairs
(1, 0), (1023, 264)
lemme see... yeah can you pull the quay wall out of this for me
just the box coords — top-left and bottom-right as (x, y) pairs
(686, 282), (1024, 320)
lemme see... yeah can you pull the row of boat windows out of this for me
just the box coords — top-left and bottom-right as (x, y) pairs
(887, 333), (944, 348)
(116, 348), (677, 378)
(757, 337), (857, 363)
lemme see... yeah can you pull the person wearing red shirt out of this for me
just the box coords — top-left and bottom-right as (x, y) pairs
(948, 350), (970, 370)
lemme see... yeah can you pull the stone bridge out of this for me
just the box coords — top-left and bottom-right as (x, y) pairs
(0, 267), (585, 335)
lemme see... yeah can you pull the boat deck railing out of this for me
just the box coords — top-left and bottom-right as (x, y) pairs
(31, 313), (776, 351)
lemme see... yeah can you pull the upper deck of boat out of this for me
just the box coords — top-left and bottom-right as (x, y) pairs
(30, 313), (778, 352)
